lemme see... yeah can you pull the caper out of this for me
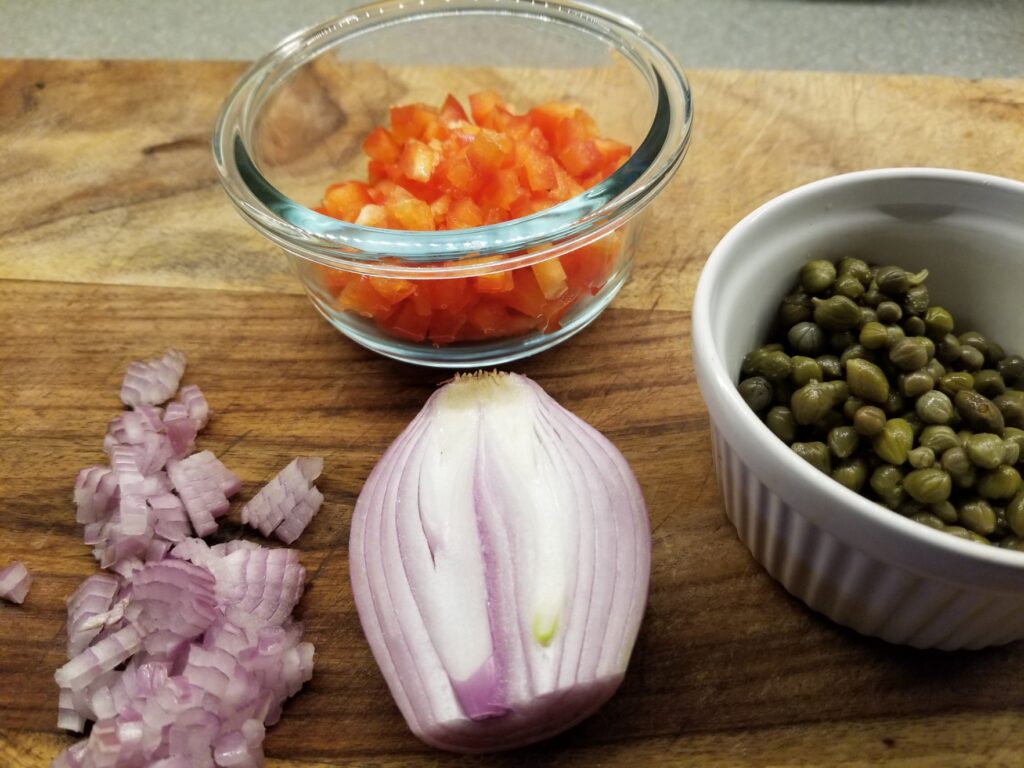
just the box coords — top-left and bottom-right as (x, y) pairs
(863, 286), (883, 307)
(860, 308), (878, 325)
(977, 465), (1022, 500)
(840, 344), (873, 367)
(903, 468), (952, 504)
(787, 322), (826, 357)
(986, 341), (1006, 366)
(834, 274), (865, 299)
(817, 355), (843, 381)
(883, 389), (905, 416)
(919, 425), (960, 455)
(813, 295), (863, 332)
(870, 465), (905, 507)
(965, 433), (1006, 470)
(944, 526), (992, 545)
(997, 355), (1024, 387)
(903, 316), (927, 337)
(973, 369), (1006, 398)
(859, 321), (888, 350)
(915, 390), (954, 425)
(889, 337), (931, 372)
(923, 358), (946, 383)
(779, 291), (813, 328)
(800, 259), (837, 295)
(790, 356), (824, 387)
(955, 390), (1005, 433)
(942, 445), (973, 478)
(838, 257), (871, 285)
(923, 306), (955, 339)
(959, 345), (986, 371)
(845, 358), (889, 404)
(885, 325), (906, 350)
(903, 285), (930, 317)
(931, 500), (959, 524)
(790, 381), (833, 426)
(825, 380), (850, 403)
(1007, 490), (1024, 537)
(853, 405), (887, 437)
(994, 505), (1010, 537)
(900, 371), (934, 398)
(904, 412), (925, 438)
(830, 331), (858, 354)
(936, 333), (962, 365)
(832, 458), (868, 492)
(938, 371), (974, 398)
(998, 536), (1024, 551)
(874, 418), (913, 465)
(875, 266), (910, 295)
(876, 301), (903, 324)
(1002, 427), (1024, 455)
(765, 406), (797, 443)
(994, 390), (1024, 430)
(908, 446), (936, 469)
(828, 426), (860, 460)
(1004, 441), (1021, 466)
(958, 499), (997, 536)
(843, 397), (866, 421)
(738, 377), (773, 412)
(959, 330), (989, 353)
(910, 512), (946, 531)
(792, 441), (831, 474)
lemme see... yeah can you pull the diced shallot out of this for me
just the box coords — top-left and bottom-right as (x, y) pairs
(55, 351), (318, 766)
(0, 561), (31, 604)
(241, 457), (324, 543)
(177, 384), (210, 429)
(120, 348), (187, 408)
(167, 450), (240, 537)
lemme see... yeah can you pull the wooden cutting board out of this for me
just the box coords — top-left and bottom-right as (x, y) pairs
(2, 60), (1024, 767)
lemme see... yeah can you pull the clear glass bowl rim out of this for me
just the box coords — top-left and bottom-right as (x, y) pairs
(212, 0), (692, 278)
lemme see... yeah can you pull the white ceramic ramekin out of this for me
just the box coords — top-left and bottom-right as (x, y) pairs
(693, 168), (1024, 650)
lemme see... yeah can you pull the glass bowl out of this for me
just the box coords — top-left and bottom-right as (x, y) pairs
(213, 0), (691, 367)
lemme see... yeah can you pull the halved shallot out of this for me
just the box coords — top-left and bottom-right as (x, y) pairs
(350, 371), (650, 752)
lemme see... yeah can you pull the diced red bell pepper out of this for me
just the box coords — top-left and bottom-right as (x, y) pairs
(390, 103), (439, 143)
(363, 127), (401, 164)
(443, 151), (483, 195)
(527, 101), (576, 143)
(387, 198), (435, 231)
(502, 268), (548, 318)
(440, 93), (469, 126)
(399, 139), (440, 183)
(467, 129), (514, 172)
(323, 181), (373, 222)
(410, 286), (433, 317)
(474, 269), (514, 294)
(469, 91), (505, 129)
(531, 258), (569, 300)
(338, 277), (393, 319)
(386, 301), (432, 342)
(428, 278), (471, 312)
(446, 196), (484, 229)
(428, 311), (468, 344)
(368, 277), (417, 305)
(354, 204), (388, 228)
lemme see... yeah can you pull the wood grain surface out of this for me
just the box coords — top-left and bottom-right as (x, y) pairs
(2, 60), (1024, 767)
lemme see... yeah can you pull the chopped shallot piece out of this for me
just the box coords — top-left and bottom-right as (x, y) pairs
(178, 384), (210, 429)
(164, 401), (198, 458)
(66, 573), (121, 656)
(241, 457), (324, 543)
(74, 466), (119, 524)
(0, 561), (31, 604)
(120, 349), (187, 408)
(167, 450), (240, 537)
(55, 624), (143, 691)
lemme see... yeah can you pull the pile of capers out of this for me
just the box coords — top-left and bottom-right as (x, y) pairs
(738, 257), (1024, 550)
